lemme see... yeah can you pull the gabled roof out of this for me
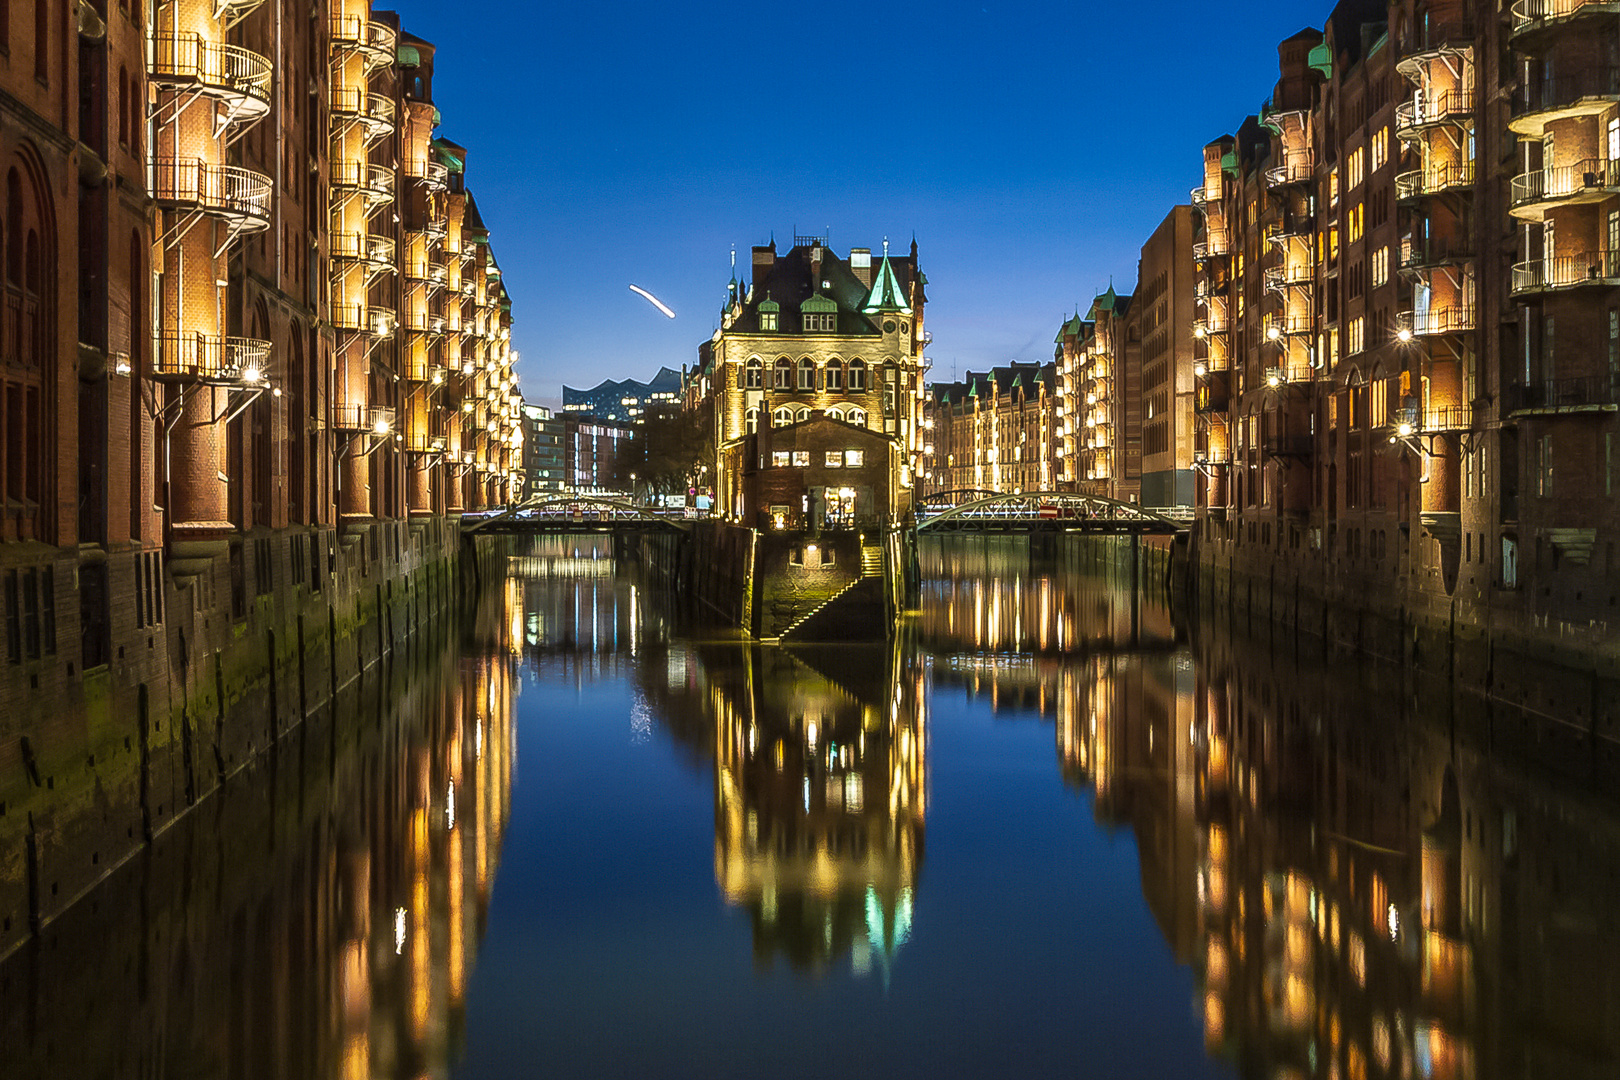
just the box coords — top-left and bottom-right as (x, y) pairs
(721, 240), (923, 336)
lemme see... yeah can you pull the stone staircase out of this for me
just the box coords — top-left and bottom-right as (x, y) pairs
(861, 545), (883, 577)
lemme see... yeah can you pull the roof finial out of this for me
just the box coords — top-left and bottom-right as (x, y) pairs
(882, 236), (890, 257)
(730, 244), (736, 270)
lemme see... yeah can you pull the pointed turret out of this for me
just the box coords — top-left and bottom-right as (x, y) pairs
(861, 237), (913, 315)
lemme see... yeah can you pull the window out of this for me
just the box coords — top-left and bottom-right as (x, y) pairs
(745, 357), (762, 389)
(771, 450), (790, 467)
(804, 312), (836, 332)
(847, 407), (867, 426)
(1348, 201), (1364, 244)
(1538, 434), (1553, 496)
(825, 361), (843, 391)
(848, 359), (867, 391)
(745, 406), (759, 434)
(772, 405), (795, 426)
(791, 450), (810, 467)
(825, 450), (843, 467)
(844, 449), (864, 467)
(1348, 316), (1365, 355)
(760, 311), (778, 331)
(1371, 126), (1388, 172)
(1609, 117), (1619, 162)
(794, 406), (810, 423)
(798, 357), (814, 390)
(1372, 245), (1388, 287)
(772, 358), (791, 389)
(1348, 146), (1365, 189)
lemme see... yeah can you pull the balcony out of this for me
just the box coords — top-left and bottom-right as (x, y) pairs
(1265, 159), (1314, 189)
(332, 232), (395, 277)
(1395, 161), (1475, 202)
(1191, 184), (1217, 209)
(1505, 374), (1620, 415)
(1510, 158), (1620, 220)
(1263, 313), (1313, 340)
(1194, 377), (1229, 414)
(1511, 68), (1620, 138)
(1421, 404), (1475, 431)
(1395, 19), (1475, 79)
(329, 160), (395, 211)
(1511, 251), (1620, 294)
(1261, 101), (1310, 134)
(151, 332), (271, 383)
(329, 85), (396, 141)
(152, 158), (271, 233)
(1396, 306), (1475, 337)
(1264, 264), (1312, 293)
(217, 0), (268, 29)
(1400, 235), (1474, 272)
(331, 303), (396, 339)
(332, 404), (397, 433)
(405, 259), (449, 289)
(1510, 0), (1620, 46)
(401, 309), (446, 334)
(405, 160), (451, 192)
(149, 34), (272, 125)
(330, 14), (397, 73)
(1394, 88), (1474, 138)
(1268, 213), (1314, 247)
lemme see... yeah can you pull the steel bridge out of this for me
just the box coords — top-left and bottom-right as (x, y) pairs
(462, 496), (690, 535)
(915, 491), (1186, 535)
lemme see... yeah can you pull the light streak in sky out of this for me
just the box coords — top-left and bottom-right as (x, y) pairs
(628, 284), (676, 319)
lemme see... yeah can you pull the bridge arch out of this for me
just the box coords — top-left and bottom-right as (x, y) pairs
(916, 491), (1184, 534)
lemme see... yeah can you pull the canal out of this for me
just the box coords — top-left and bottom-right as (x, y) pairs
(3, 534), (1618, 1078)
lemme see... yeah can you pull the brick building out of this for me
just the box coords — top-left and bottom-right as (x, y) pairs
(920, 361), (1058, 496)
(564, 414), (632, 494)
(1132, 206), (1198, 509)
(697, 234), (928, 525)
(0, 0), (523, 955)
(1056, 286), (1135, 499)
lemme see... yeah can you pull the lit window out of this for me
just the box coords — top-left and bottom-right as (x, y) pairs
(825, 450), (842, 467)
(848, 359), (867, 391)
(760, 311), (778, 331)
(773, 358), (791, 389)
(745, 407), (759, 434)
(825, 362), (843, 391)
(844, 449), (864, 467)
(798, 358), (814, 390)
(772, 450), (790, 467)
(745, 358), (762, 389)
(791, 450), (810, 467)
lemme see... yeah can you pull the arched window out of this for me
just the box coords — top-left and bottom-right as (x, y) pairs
(772, 357), (791, 390)
(795, 407), (810, 423)
(797, 356), (814, 391)
(1, 158), (54, 542)
(772, 405), (795, 426)
(848, 358), (867, 391)
(883, 363), (899, 416)
(744, 356), (762, 389)
(825, 359), (843, 392)
(34, 0), (48, 82)
(745, 406), (760, 434)
(117, 67), (129, 147)
(847, 407), (868, 426)
(825, 406), (845, 421)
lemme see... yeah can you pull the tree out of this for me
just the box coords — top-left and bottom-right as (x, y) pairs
(611, 404), (712, 502)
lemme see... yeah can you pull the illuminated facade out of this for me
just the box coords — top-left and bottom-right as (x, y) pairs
(700, 235), (929, 525)
(1055, 286), (1134, 499)
(1189, 0), (1620, 673)
(921, 361), (1057, 496)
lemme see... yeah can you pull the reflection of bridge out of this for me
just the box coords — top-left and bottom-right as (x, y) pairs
(916, 492), (1186, 535)
(463, 496), (691, 534)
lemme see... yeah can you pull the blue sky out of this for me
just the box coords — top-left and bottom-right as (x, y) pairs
(387, 0), (1332, 406)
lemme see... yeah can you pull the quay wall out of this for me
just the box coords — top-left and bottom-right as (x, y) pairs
(1192, 541), (1620, 780)
(0, 519), (496, 962)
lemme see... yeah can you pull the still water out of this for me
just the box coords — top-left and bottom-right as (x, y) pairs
(4, 535), (1620, 1079)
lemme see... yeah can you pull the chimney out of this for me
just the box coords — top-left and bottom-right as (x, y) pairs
(752, 243), (775, 282)
(810, 244), (823, 287)
(849, 247), (872, 287)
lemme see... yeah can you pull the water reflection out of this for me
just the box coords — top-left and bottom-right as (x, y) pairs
(702, 643), (926, 978)
(924, 534), (1620, 1079)
(0, 596), (520, 1080)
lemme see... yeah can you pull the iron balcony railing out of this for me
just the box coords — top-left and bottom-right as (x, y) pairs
(149, 34), (272, 120)
(331, 231), (396, 271)
(1400, 235), (1474, 271)
(404, 160), (451, 191)
(330, 14), (397, 71)
(328, 85), (396, 136)
(1264, 159), (1314, 188)
(405, 260), (449, 287)
(1511, 157), (1620, 210)
(1510, 0), (1620, 39)
(1512, 67), (1620, 133)
(1511, 251), (1620, 293)
(1505, 374), (1620, 412)
(1264, 264), (1313, 292)
(1422, 404), (1475, 431)
(329, 160), (395, 206)
(1394, 87), (1475, 135)
(1395, 161), (1476, 201)
(332, 404), (397, 433)
(152, 158), (272, 226)
(151, 332), (271, 381)
(1397, 306), (1476, 336)
(331, 303), (396, 338)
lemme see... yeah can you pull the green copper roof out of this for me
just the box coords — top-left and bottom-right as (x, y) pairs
(757, 298), (779, 313)
(1308, 42), (1332, 78)
(398, 44), (421, 66)
(1221, 150), (1239, 177)
(432, 140), (463, 173)
(861, 249), (913, 315)
(800, 293), (837, 313)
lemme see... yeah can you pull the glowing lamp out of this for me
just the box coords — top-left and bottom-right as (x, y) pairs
(1397, 328), (1413, 343)
(373, 417), (391, 435)
(1193, 362), (1207, 378)
(1396, 421), (1414, 437)
(1266, 373), (1282, 389)
(1266, 325), (1281, 341)
(242, 364), (263, 384)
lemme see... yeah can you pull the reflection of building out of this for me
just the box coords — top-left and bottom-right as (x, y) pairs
(699, 235), (928, 525)
(701, 643), (926, 977)
(563, 366), (682, 423)
(921, 361), (1058, 495)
